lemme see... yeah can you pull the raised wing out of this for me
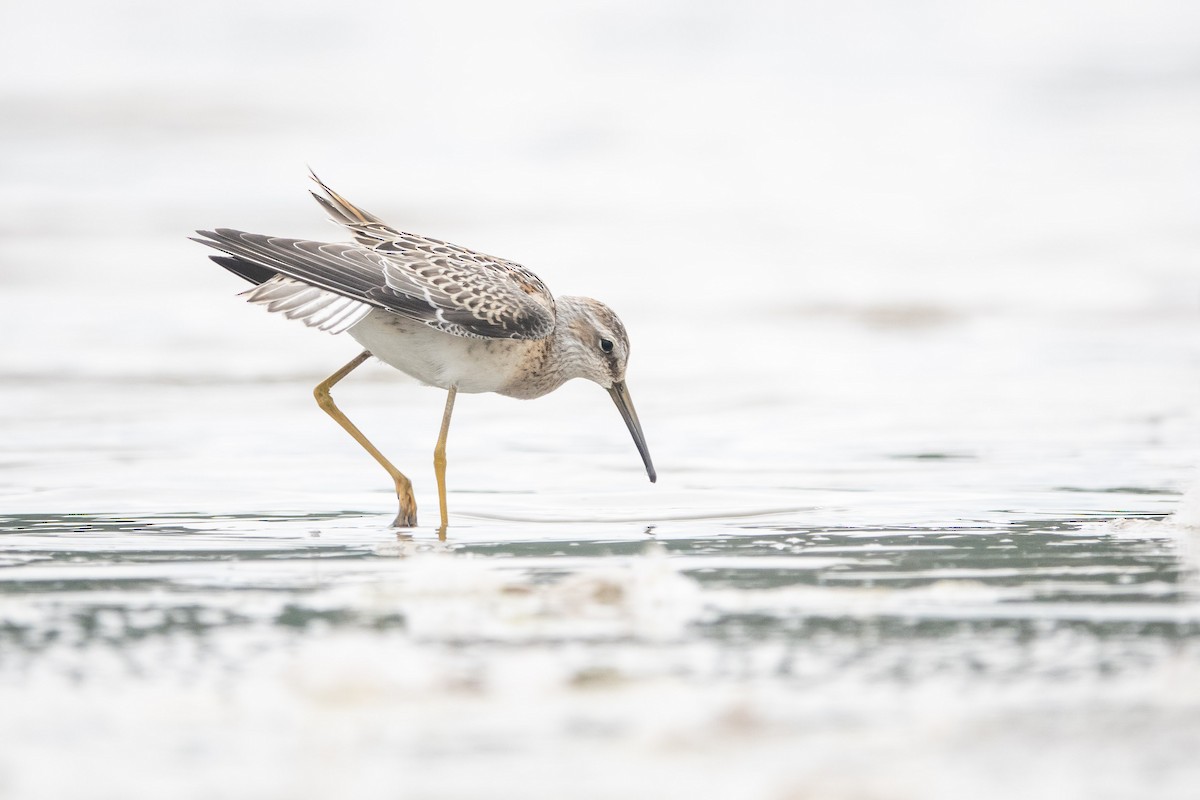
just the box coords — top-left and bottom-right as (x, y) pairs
(194, 222), (556, 341)
(306, 172), (558, 336)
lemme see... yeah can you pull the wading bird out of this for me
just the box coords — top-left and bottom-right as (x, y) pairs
(193, 173), (655, 532)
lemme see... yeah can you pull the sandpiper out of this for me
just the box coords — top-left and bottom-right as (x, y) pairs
(193, 173), (655, 531)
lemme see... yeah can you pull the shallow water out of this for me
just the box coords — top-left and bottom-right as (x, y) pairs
(4, 312), (1200, 799)
(4, 1), (1200, 798)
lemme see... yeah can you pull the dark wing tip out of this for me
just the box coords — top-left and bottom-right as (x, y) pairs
(192, 229), (251, 250)
(209, 254), (276, 286)
(190, 232), (225, 251)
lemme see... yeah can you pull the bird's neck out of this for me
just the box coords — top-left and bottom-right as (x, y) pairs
(501, 298), (591, 400)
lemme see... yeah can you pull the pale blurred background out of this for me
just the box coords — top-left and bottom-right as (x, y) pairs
(4, 0), (1200, 371)
(3, 2), (1200, 799)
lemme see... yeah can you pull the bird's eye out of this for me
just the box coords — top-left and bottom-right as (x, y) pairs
(599, 338), (614, 354)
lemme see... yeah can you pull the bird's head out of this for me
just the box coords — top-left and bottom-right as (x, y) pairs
(557, 296), (656, 483)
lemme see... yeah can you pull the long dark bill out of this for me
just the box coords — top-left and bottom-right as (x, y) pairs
(607, 381), (656, 483)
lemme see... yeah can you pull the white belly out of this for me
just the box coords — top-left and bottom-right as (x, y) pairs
(347, 310), (537, 395)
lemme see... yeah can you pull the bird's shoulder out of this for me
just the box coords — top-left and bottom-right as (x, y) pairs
(359, 228), (557, 340)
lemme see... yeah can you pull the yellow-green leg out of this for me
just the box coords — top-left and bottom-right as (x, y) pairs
(314, 351), (418, 527)
(434, 387), (457, 537)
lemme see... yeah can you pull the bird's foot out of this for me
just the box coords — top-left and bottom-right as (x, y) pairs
(390, 481), (418, 528)
(391, 504), (418, 528)
(391, 496), (420, 527)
